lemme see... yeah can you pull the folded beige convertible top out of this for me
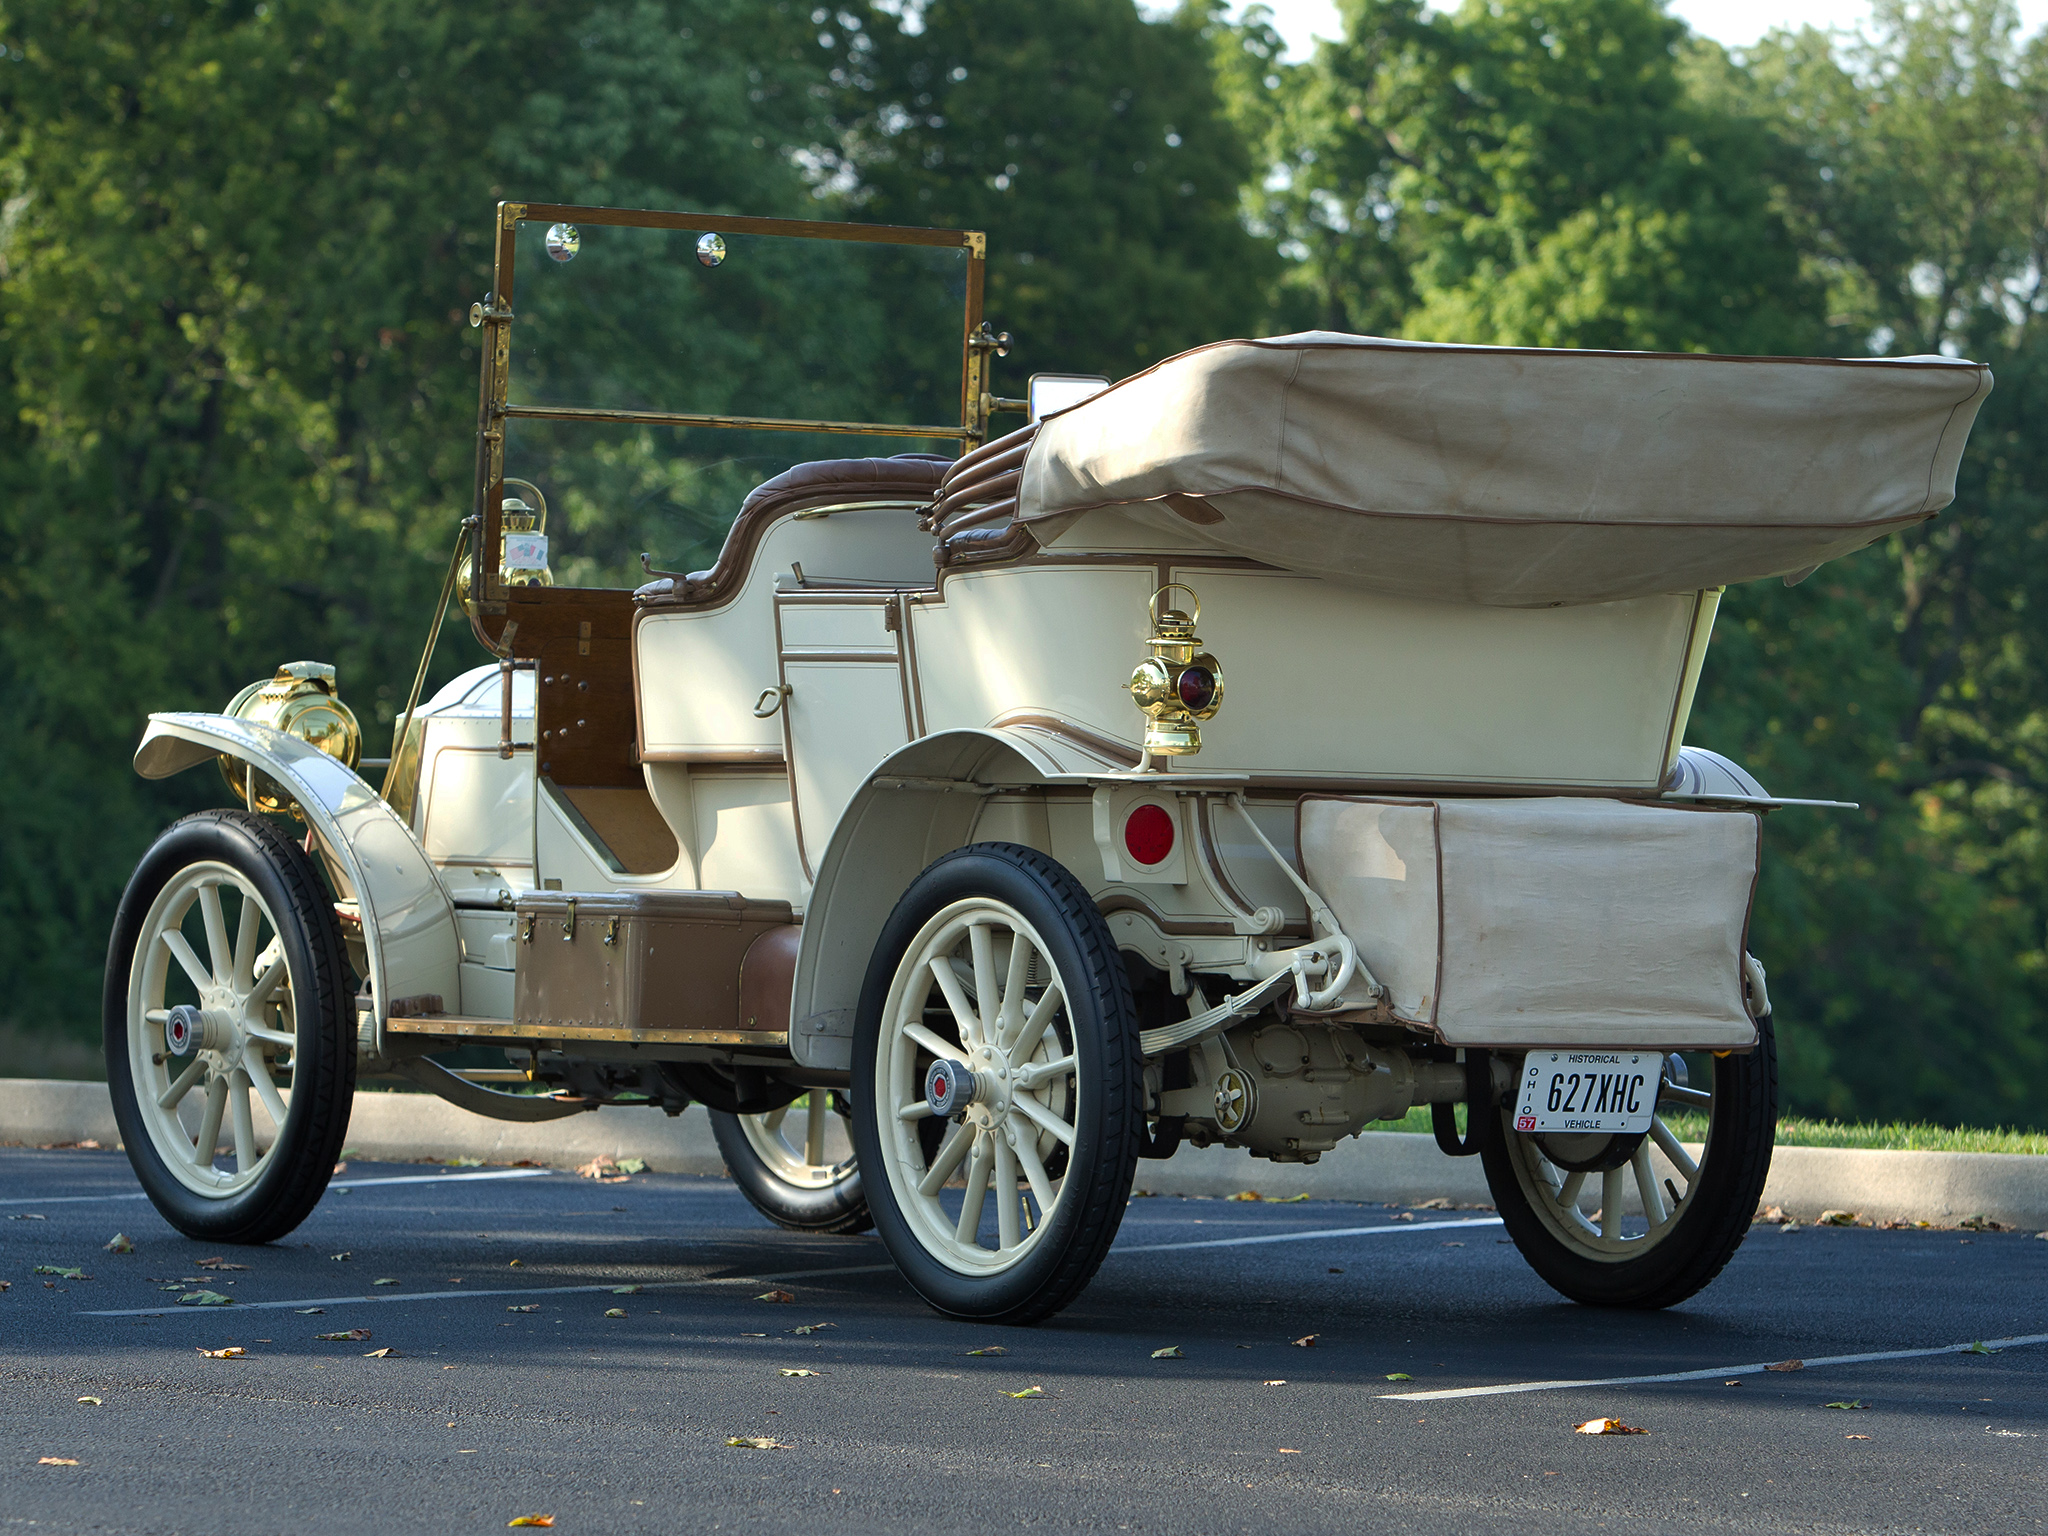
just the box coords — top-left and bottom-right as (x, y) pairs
(1017, 333), (1992, 607)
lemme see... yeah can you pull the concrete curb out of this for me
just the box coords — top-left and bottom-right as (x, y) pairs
(4, 1079), (2044, 1229)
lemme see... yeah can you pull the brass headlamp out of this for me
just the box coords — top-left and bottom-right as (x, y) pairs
(216, 661), (363, 815)
(1128, 583), (1224, 758)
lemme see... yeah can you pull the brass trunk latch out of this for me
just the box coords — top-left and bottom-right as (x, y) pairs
(561, 896), (577, 941)
(1128, 584), (1224, 759)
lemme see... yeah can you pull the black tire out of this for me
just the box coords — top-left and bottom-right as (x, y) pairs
(710, 1099), (873, 1235)
(103, 809), (356, 1244)
(1479, 1016), (1778, 1308)
(850, 842), (1143, 1325)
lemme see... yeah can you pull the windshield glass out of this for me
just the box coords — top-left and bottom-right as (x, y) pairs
(487, 206), (978, 586)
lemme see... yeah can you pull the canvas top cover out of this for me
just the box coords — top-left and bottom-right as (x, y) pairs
(1015, 333), (1992, 607)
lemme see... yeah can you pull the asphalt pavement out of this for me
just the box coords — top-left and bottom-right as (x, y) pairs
(1, 1143), (2043, 1536)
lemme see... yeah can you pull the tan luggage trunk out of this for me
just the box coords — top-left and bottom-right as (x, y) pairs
(513, 890), (798, 1039)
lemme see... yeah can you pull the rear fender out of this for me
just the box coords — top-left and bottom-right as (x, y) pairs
(790, 728), (1074, 1072)
(133, 712), (459, 1055)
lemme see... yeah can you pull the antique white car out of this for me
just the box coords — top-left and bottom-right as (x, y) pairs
(106, 201), (1992, 1323)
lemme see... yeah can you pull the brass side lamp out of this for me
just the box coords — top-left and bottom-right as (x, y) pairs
(457, 477), (554, 613)
(1128, 583), (1224, 758)
(216, 661), (363, 814)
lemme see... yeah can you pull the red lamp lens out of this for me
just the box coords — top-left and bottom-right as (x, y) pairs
(1177, 666), (1215, 711)
(1124, 803), (1176, 866)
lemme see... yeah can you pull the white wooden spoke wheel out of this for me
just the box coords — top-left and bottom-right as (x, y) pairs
(852, 843), (1142, 1325)
(742, 1094), (857, 1190)
(129, 861), (299, 1195)
(711, 1093), (872, 1235)
(881, 897), (1076, 1274)
(104, 810), (355, 1244)
(1481, 1019), (1778, 1309)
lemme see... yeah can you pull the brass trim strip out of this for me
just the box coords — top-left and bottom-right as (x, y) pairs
(498, 403), (973, 440)
(385, 1015), (791, 1048)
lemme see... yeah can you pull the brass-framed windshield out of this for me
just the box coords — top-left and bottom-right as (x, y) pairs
(467, 200), (988, 635)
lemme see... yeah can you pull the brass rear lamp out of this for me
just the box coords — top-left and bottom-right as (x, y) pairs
(1128, 583), (1223, 758)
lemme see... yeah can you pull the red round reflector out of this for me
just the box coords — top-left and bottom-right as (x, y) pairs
(1124, 803), (1176, 866)
(1177, 666), (1216, 711)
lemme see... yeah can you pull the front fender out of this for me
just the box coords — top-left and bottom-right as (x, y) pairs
(134, 712), (459, 1054)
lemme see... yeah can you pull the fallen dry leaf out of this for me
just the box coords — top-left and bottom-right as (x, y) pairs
(294, 1308), (324, 1315)
(755, 1289), (796, 1303)
(725, 1436), (793, 1449)
(315, 1330), (372, 1342)
(194, 1257), (247, 1271)
(612, 1285), (640, 1295)
(1277, 1448), (1302, 1454)
(329, 1252), (351, 1262)
(507, 1305), (540, 1313)
(617, 1158), (647, 1174)
(33, 1266), (89, 1280)
(1293, 1334), (1319, 1348)
(1228, 1190), (1262, 1202)
(1151, 1346), (1184, 1359)
(1818, 1210), (1860, 1227)
(103, 1234), (133, 1254)
(1966, 1340), (2001, 1354)
(1826, 1400), (1869, 1410)
(791, 1323), (835, 1336)
(577, 1154), (620, 1179)
(778, 1368), (821, 1377)
(1575, 1418), (1647, 1436)
(1846, 1433), (1871, 1440)
(1263, 1380), (1287, 1386)
(1414, 1198), (1454, 1210)
(1766, 1359), (1805, 1373)
(507, 1517), (556, 1528)
(604, 1308), (627, 1318)
(1755, 1205), (1788, 1224)
(76, 1397), (101, 1406)
(964, 1345), (1007, 1356)
(1385, 1373), (1413, 1381)
(373, 1279), (401, 1287)
(508, 1259), (523, 1267)
(38, 1458), (79, 1466)
(363, 1347), (400, 1358)
(178, 1291), (232, 1307)
(1005, 1386), (1047, 1399)
(195, 1347), (246, 1359)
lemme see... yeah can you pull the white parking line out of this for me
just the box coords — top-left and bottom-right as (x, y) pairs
(1118, 1216), (1503, 1254)
(0, 1167), (552, 1208)
(75, 1214), (1505, 1316)
(79, 1261), (901, 1317)
(1380, 1331), (2048, 1400)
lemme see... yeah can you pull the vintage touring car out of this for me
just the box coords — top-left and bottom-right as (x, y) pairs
(106, 201), (1992, 1322)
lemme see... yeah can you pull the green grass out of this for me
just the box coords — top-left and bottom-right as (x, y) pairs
(1377, 1103), (2046, 1154)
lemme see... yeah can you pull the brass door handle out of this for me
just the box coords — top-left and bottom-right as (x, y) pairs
(753, 685), (792, 719)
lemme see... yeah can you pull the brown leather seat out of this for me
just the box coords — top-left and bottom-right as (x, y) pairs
(634, 455), (951, 608)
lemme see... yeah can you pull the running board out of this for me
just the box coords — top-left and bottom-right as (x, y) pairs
(383, 1013), (789, 1050)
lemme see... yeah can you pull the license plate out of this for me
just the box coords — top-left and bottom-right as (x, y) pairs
(1513, 1052), (1659, 1135)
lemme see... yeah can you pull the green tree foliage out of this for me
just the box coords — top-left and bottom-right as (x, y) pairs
(1224, 0), (1822, 351)
(828, 0), (1278, 382)
(0, 0), (846, 1035)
